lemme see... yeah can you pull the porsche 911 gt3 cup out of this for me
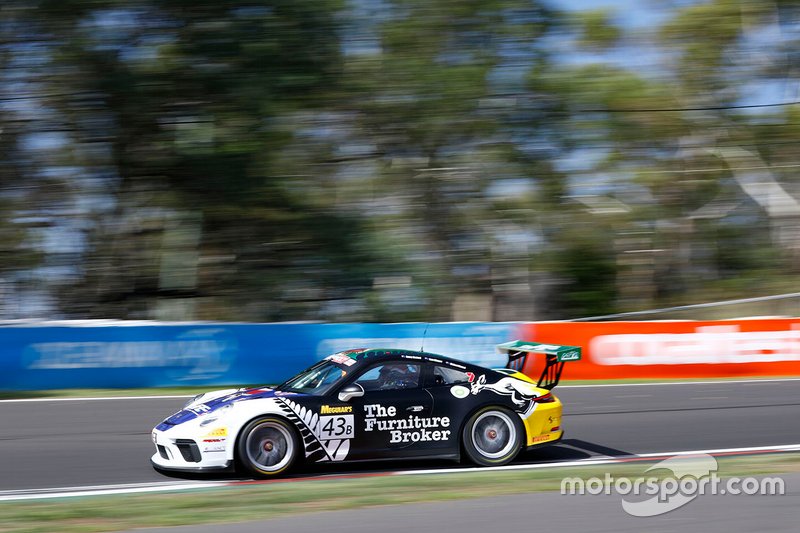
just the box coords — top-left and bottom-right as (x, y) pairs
(151, 340), (581, 476)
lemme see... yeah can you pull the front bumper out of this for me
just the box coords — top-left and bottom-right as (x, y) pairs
(151, 427), (233, 472)
(151, 456), (234, 473)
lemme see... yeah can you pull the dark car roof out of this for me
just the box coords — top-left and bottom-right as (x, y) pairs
(331, 348), (479, 371)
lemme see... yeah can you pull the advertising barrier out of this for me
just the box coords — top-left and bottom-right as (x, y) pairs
(4, 318), (800, 390)
(0, 321), (517, 390)
(521, 319), (800, 380)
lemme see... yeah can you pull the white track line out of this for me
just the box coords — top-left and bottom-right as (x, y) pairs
(393, 443), (800, 476)
(0, 482), (230, 501)
(634, 443), (800, 457)
(4, 480), (225, 494)
(3, 443), (799, 502)
(0, 395), (193, 403)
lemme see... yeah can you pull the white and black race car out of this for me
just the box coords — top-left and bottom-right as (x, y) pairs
(151, 341), (580, 476)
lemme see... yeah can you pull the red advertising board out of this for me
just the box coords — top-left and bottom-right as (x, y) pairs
(520, 319), (800, 380)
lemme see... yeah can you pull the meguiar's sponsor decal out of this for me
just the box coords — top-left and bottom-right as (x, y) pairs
(450, 385), (470, 399)
(321, 404), (353, 414)
(363, 403), (451, 443)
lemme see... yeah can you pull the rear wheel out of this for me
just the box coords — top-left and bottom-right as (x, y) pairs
(237, 417), (299, 477)
(462, 407), (523, 466)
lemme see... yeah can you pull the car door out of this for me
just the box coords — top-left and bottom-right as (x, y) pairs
(342, 361), (438, 460)
(419, 362), (479, 454)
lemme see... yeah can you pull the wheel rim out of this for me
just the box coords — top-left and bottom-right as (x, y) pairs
(245, 421), (293, 472)
(472, 411), (516, 459)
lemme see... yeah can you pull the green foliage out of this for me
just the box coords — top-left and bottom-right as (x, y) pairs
(574, 9), (621, 49)
(0, 0), (798, 321)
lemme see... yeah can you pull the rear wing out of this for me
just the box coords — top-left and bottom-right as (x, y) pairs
(496, 340), (582, 390)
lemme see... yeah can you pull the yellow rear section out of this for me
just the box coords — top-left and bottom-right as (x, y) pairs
(507, 371), (564, 447)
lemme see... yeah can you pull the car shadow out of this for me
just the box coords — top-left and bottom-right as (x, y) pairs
(153, 439), (629, 482)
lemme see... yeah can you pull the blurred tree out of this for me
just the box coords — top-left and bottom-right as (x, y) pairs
(0, 20), (51, 316)
(529, 0), (800, 314)
(1, 0), (799, 322)
(2, 0), (385, 320)
(574, 9), (621, 49)
(331, 0), (563, 320)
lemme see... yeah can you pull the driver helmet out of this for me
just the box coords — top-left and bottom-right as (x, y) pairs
(378, 364), (416, 389)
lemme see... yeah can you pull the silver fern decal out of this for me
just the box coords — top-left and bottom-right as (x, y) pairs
(278, 398), (351, 462)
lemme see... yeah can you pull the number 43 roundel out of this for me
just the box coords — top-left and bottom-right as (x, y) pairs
(318, 415), (355, 439)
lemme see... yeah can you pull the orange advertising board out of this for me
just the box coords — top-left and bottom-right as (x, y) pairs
(520, 319), (800, 380)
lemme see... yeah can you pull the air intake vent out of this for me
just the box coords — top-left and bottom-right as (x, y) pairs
(157, 445), (169, 460)
(175, 439), (201, 463)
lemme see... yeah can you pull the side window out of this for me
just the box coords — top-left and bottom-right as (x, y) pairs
(430, 365), (471, 386)
(355, 363), (421, 392)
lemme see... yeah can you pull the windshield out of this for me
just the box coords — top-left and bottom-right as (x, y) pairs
(277, 360), (348, 396)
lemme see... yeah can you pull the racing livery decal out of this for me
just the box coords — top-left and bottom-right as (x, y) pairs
(450, 385), (470, 398)
(363, 403), (451, 443)
(278, 398), (352, 462)
(470, 375), (539, 418)
(326, 353), (358, 367)
(151, 341), (577, 477)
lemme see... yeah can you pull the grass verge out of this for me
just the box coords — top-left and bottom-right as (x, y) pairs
(3, 454), (800, 533)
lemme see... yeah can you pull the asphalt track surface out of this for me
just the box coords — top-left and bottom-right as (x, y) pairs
(2, 380), (800, 491)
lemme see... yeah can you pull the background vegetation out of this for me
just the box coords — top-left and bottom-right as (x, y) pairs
(1, 0), (800, 322)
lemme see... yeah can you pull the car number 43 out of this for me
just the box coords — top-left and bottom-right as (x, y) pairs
(318, 415), (355, 439)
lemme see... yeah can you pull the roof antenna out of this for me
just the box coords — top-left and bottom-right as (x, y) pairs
(420, 322), (430, 352)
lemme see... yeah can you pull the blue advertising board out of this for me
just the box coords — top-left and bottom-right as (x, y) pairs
(0, 321), (520, 390)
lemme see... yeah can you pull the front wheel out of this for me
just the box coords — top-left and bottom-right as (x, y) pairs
(462, 407), (523, 466)
(237, 417), (299, 477)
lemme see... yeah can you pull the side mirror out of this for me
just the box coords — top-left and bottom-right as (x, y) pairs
(338, 383), (365, 402)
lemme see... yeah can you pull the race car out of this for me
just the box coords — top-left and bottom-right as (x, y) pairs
(151, 340), (581, 477)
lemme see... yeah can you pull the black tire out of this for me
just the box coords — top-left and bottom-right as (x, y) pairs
(236, 416), (299, 477)
(462, 406), (524, 466)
